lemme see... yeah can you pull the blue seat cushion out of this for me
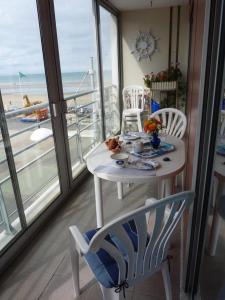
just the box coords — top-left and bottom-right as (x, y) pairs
(83, 221), (138, 288)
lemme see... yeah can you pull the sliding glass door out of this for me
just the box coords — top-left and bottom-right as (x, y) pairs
(99, 6), (120, 137)
(0, 0), (61, 228)
(54, 0), (102, 178)
(0, 0), (120, 256)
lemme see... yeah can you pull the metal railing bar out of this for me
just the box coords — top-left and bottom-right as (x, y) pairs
(0, 173), (59, 227)
(0, 118), (100, 185)
(0, 134), (53, 165)
(76, 112), (99, 123)
(74, 100), (97, 110)
(0, 119), (51, 143)
(79, 119), (100, 132)
(5, 103), (49, 119)
(64, 89), (96, 101)
(0, 146), (54, 185)
(0, 115), (100, 166)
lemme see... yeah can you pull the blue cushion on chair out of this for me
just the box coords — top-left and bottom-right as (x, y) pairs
(83, 221), (138, 288)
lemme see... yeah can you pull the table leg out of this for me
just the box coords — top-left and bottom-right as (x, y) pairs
(158, 180), (164, 199)
(208, 181), (224, 256)
(94, 175), (103, 228)
(117, 182), (123, 200)
(164, 177), (175, 197)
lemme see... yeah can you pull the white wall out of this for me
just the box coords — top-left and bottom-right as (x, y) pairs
(121, 6), (190, 87)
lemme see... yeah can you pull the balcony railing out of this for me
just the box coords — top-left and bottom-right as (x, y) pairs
(0, 85), (118, 243)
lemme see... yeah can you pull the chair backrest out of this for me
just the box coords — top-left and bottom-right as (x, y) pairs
(150, 108), (187, 139)
(89, 191), (194, 287)
(220, 119), (225, 135)
(122, 85), (145, 110)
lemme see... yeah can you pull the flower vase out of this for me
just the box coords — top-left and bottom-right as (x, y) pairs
(151, 132), (161, 149)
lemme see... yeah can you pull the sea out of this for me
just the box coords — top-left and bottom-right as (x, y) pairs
(0, 71), (111, 96)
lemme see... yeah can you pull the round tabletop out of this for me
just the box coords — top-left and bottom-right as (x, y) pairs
(87, 135), (185, 183)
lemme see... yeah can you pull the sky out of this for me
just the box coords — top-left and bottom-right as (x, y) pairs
(0, 0), (112, 76)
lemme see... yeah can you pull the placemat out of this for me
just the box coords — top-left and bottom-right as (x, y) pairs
(130, 142), (175, 158)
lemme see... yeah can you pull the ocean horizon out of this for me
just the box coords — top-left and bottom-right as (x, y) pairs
(0, 71), (111, 95)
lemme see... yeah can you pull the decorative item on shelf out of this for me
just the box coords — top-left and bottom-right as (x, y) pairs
(143, 118), (163, 149)
(131, 30), (159, 61)
(143, 64), (182, 88)
(143, 63), (186, 109)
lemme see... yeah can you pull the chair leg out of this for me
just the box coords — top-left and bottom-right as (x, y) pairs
(162, 261), (172, 300)
(158, 179), (165, 199)
(100, 284), (122, 300)
(70, 238), (81, 297)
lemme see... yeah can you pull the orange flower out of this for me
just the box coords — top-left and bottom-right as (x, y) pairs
(144, 120), (149, 127)
(148, 124), (157, 132)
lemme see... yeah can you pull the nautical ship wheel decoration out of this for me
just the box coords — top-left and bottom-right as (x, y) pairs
(131, 31), (159, 61)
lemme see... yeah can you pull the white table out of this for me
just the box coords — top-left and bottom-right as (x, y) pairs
(87, 135), (185, 227)
(209, 153), (225, 256)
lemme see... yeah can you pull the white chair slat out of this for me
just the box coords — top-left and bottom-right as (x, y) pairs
(173, 117), (183, 137)
(150, 202), (180, 270)
(169, 113), (178, 136)
(162, 112), (167, 128)
(134, 214), (148, 277)
(167, 112), (173, 132)
(157, 201), (186, 265)
(144, 206), (165, 273)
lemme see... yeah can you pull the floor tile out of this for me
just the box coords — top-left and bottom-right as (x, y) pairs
(0, 265), (54, 300)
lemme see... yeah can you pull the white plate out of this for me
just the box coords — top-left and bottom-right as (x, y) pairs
(111, 153), (129, 161)
(122, 135), (139, 141)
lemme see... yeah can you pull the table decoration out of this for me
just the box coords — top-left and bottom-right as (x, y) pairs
(143, 118), (163, 149)
(105, 137), (121, 153)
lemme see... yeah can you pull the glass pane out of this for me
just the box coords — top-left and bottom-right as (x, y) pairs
(200, 86), (225, 298)
(100, 7), (120, 137)
(54, 0), (102, 178)
(0, 130), (21, 251)
(0, 0), (61, 224)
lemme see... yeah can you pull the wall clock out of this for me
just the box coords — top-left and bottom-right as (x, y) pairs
(131, 31), (159, 61)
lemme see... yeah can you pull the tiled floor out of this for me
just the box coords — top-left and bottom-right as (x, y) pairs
(0, 175), (181, 300)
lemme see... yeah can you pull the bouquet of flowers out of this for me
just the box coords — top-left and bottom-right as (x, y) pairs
(143, 118), (163, 134)
(144, 118), (163, 149)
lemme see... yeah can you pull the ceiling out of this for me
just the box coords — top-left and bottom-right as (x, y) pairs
(109, 0), (189, 11)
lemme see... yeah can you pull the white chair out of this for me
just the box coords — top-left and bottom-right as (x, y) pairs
(69, 191), (194, 300)
(121, 85), (145, 133)
(150, 108), (187, 194)
(150, 108), (187, 139)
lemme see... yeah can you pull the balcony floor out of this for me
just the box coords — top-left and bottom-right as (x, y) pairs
(0, 174), (181, 300)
